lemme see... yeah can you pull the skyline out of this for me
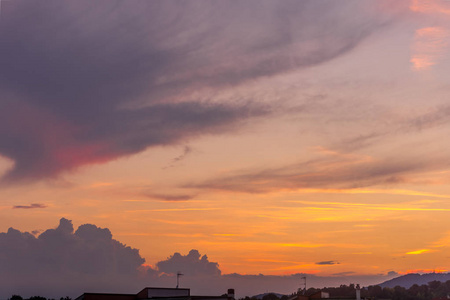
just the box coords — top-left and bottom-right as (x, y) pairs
(1, 0), (450, 297)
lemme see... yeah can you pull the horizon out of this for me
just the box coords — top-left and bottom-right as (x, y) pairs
(1, 0), (450, 299)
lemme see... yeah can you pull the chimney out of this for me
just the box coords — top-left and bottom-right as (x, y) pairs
(356, 284), (361, 300)
(227, 289), (235, 300)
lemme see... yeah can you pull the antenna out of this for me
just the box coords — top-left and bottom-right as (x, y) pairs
(301, 277), (306, 295)
(176, 272), (184, 288)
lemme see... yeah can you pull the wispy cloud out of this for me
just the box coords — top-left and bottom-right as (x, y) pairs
(190, 149), (450, 193)
(126, 207), (222, 213)
(288, 200), (450, 212)
(163, 146), (192, 169)
(12, 203), (47, 209)
(411, 27), (450, 71)
(316, 261), (340, 265)
(410, 0), (450, 15)
(406, 249), (432, 255)
(145, 193), (196, 202)
(332, 271), (355, 276)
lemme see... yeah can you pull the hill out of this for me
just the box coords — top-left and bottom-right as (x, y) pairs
(378, 273), (450, 288)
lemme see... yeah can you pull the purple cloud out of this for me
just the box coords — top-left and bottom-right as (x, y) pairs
(0, 219), (400, 299)
(146, 193), (196, 202)
(316, 261), (340, 265)
(0, 0), (403, 183)
(12, 203), (47, 209)
(156, 249), (221, 276)
(0, 218), (147, 297)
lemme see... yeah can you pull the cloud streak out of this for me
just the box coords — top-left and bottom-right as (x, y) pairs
(316, 261), (340, 265)
(13, 203), (47, 209)
(190, 149), (450, 193)
(146, 193), (196, 202)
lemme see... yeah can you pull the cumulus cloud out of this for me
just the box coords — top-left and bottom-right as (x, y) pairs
(12, 203), (47, 209)
(0, 219), (400, 299)
(0, 218), (146, 297)
(0, 0), (404, 183)
(157, 249), (221, 276)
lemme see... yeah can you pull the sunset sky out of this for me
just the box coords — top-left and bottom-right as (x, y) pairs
(1, 0), (450, 298)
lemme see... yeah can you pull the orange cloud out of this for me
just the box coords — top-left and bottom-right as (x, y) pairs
(406, 249), (432, 255)
(411, 26), (450, 71)
(410, 0), (450, 15)
(432, 232), (450, 247)
(126, 207), (223, 212)
(288, 200), (450, 212)
(290, 188), (450, 198)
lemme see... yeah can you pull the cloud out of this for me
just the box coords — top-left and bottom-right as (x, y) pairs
(190, 149), (450, 193)
(156, 249), (221, 276)
(316, 261), (340, 265)
(163, 146), (193, 169)
(332, 272), (355, 276)
(0, 218), (146, 297)
(387, 271), (399, 276)
(12, 203), (47, 209)
(0, 219), (401, 299)
(172, 146), (192, 164)
(0, 0), (403, 183)
(405, 249), (431, 255)
(410, 26), (450, 71)
(338, 103), (450, 153)
(146, 193), (196, 202)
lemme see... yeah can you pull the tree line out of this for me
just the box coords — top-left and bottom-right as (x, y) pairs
(238, 280), (450, 300)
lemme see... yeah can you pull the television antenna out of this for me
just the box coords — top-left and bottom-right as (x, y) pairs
(301, 277), (306, 295)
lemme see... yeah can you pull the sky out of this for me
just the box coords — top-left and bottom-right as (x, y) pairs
(1, 0), (450, 298)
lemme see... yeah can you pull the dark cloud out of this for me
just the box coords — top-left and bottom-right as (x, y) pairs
(316, 261), (340, 265)
(156, 249), (221, 276)
(0, 218), (146, 297)
(146, 193), (195, 202)
(0, 0), (402, 183)
(332, 272), (355, 276)
(0, 219), (400, 298)
(12, 203), (47, 209)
